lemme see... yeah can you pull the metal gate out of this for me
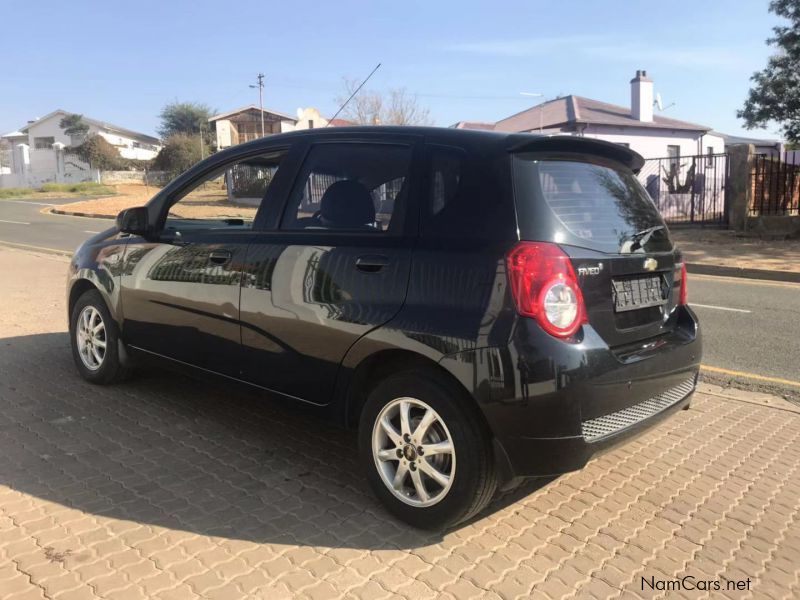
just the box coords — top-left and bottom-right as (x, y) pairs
(750, 151), (800, 217)
(637, 153), (729, 226)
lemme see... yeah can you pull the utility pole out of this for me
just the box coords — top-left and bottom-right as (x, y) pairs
(250, 73), (265, 137)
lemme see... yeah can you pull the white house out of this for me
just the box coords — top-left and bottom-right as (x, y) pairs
(716, 132), (785, 158)
(18, 110), (161, 160)
(1, 110), (161, 188)
(294, 107), (328, 130)
(455, 70), (725, 161)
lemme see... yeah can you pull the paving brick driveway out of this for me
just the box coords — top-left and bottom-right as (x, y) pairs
(1, 247), (799, 600)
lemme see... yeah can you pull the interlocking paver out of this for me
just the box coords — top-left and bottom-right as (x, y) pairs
(1, 246), (799, 599)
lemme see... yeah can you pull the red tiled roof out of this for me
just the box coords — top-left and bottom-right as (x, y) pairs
(327, 118), (356, 127)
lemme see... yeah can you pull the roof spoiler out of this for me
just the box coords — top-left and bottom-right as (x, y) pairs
(506, 134), (645, 173)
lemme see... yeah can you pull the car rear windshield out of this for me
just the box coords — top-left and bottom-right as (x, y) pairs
(512, 154), (672, 254)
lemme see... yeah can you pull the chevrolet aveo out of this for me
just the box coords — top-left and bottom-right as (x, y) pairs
(67, 127), (701, 528)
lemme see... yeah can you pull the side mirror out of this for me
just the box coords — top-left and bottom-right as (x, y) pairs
(116, 206), (150, 236)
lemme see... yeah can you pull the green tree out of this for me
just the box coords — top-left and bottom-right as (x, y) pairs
(151, 134), (210, 175)
(59, 113), (90, 143)
(67, 134), (124, 170)
(158, 101), (215, 141)
(738, 0), (800, 142)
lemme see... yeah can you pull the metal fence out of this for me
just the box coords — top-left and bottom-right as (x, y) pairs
(637, 153), (729, 226)
(750, 151), (800, 216)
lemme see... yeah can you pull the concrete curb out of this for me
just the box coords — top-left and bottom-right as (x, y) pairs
(48, 208), (115, 220)
(687, 262), (800, 284)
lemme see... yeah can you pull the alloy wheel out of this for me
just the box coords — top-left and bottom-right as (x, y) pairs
(371, 397), (456, 507)
(76, 306), (107, 371)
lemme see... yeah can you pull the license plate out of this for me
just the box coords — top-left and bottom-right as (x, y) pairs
(612, 275), (666, 312)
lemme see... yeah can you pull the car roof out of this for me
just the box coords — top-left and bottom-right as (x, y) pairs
(223, 126), (645, 172)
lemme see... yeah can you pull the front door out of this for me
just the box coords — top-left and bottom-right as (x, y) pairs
(239, 139), (420, 405)
(119, 148), (288, 376)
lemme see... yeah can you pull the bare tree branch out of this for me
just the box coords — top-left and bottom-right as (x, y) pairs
(335, 78), (433, 126)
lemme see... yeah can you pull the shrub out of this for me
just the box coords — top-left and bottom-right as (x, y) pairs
(67, 134), (125, 170)
(152, 134), (209, 176)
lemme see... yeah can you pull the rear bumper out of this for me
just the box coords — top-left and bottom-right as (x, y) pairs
(439, 305), (702, 479)
(496, 380), (695, 478)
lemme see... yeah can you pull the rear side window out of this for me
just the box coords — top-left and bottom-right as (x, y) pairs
(281, 143), (411, 233)
(423, 144), (515, 240)
(513, 156), (672, 254)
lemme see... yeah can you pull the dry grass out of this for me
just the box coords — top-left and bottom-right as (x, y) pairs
(57, 183), (160, 217)
(0, 182), (115, 200)
(58, 182), (257, 220)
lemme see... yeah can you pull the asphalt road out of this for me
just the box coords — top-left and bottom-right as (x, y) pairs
(0, 197), (114, 254)
(2, 198), (798, 396)
(690, 274), (800, 397)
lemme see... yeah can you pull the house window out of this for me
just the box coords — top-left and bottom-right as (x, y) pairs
(667, 145), (680, 173)
(706, 146), (714, 167)
(34, 136), (55, 150)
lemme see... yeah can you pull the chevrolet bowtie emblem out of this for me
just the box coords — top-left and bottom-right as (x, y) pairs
(643, 258), (658, 271)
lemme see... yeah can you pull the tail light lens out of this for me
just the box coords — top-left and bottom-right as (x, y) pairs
(506, 242), (588, 338)
(678, 262), (688, 305)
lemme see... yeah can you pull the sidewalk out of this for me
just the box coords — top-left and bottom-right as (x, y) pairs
(1, 246), (800, 600)
(671, 228), (800, 282)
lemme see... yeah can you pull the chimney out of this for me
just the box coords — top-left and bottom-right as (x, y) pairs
(630, 70), (653, 122)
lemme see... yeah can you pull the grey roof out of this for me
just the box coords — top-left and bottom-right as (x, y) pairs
(208, 105), (298, 123)
(494, 95), (711, 133)
(450, 120), (496, 131)
(714, 132), (782, 148)
(19, 109), (160, 144)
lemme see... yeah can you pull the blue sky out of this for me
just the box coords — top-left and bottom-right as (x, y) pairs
(0, 0), (783, 139)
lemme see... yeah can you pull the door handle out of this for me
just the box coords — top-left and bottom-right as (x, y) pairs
(208, 250), (233, 264)
(355, 254), (389, 272)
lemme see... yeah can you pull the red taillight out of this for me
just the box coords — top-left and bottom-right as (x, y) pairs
(678, 262), (688, 305)
(506, 242), (588, 338)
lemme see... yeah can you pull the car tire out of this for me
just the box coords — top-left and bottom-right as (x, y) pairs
(359, 370), (497, 529)
(70, 289), (131, 385)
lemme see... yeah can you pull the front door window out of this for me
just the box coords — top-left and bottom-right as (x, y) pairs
(163, 150), (285, 233)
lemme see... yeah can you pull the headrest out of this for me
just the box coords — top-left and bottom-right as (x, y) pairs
(319, 180), (375, 228)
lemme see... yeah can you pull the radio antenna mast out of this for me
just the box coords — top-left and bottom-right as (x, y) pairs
(327, 63), (382, 126)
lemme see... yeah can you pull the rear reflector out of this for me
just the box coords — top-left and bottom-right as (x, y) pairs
(678, 263), (688, 305)
(506, 242), (587, 338)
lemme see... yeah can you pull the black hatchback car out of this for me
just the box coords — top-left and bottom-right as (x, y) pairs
(67, 127), (701, 528)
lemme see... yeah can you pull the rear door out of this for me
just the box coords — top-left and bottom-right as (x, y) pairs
(238, 137), (420, 405)
(512, 154), (681, 348)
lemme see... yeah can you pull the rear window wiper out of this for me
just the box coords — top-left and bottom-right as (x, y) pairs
(621, 225), (665, 252)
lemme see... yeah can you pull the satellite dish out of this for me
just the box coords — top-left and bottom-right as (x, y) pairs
(297, 108), (305, 119)
(655, 93), (663, 111)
